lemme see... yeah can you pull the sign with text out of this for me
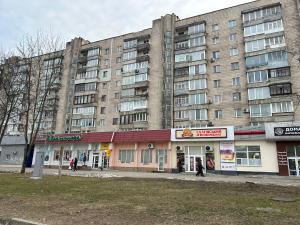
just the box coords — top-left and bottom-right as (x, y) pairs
(274, 127), (300, 136)
(220, 141), (236, 171)
(176, 128), (227, 139)
(47, 135), (81, 141)
(100, 143), (110, 151)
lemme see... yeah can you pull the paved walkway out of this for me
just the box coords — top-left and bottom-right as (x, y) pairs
(1, 165), (300, 187)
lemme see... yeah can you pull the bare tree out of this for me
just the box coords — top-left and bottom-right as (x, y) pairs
(16, 31), (63, 174)
(0, 52), (25, 144)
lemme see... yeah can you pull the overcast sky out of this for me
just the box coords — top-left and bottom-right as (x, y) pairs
(0, 0), (254, 51)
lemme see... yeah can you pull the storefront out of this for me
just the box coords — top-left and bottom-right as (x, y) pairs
(265, 122), (300, 176)
(171, 127), (234, 174)
(0, 136), (27, 166)
(110, 130), (171, 172)
(34, 132), (113, 169)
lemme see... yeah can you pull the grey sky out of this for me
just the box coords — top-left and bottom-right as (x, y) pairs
(0, 0), (253, 50)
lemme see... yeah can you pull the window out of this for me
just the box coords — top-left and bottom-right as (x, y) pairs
(213, 79), (221, 88)
(236, 146), (261, 166)
(245, 39), (265, 53)
(105, 48), (110, 54)
(245, 54), (267, 69)
(189, 79), (207, 90)
(213, 65), (221, 73)
(174, 81), (188, 91)
(270, 83), (292, 95)
(215, 110), (223, 119)
(103, 71), (108, 78)
(175, 67), (189, 76)
(286, 146), (300, 157)
(175, 41), (189, 50)
(242, 6), (281, 23)
(102, 82), (107, 89)
(87, 48), (100, 57)
(116, 80), (121, 87)
(214, 95), (222, 104)
(123, 51), (137, 61)
(231, 62), (239, 70)
(247, 70), (268, 83)
(121, 88), (134, 97)
(269, 67), (290, 78)
(234, 108), (242, 117)
(124, 39), (137, 49)
(116, 69), (121, 76)
(112, 118), (119, 125)
(189, 93), (207, 104)
(175, 110), (188, 119)
(119, 150), (134, 163)
(86, 59), (98, 67)
(213, 51), (220, 59)
(189, 64), (206, 75)
(123, 61), (148, 73)
(175, 51), (206, 63)
(244, 20), (283, 37)
(212, 37), (219, 44)
(63, 150), (72, 161)
(99, 119), (105, 126)
(212, 24), (219, 31)
(190, 109), (208, 120)
(229, 33), (237, 41)
(229, 48), (238, 56)
(188, 23), (205, 34)
(250, 104), (271, 117)
(75, 82), (97, 92)
(74, 94), (95, 105)
(100, 107), (106, 114)
(155, 149), (168, 163)
(141, 149), (152, 163)
(114, 92), (120, 99)
(101, 95), (107, 102)
(175, 95), (189, 106)
(116, 57), (122, 63)
(228, 20), (237, 28)
(133, 112), (147, 122)
(189, 36), (206, 47)
(104, 59), (110, 65)
(117, 46), (122, 52)
(232, 77), (240, 86)
(265, 35), (285, 48)
(53, 150), (60, 161)
(248, 87), (270, 100)
(73, 107), (95, 115)
(233, 92), (241, 101)
(272, 101), (293, 113)
(120, 100), (147, 111)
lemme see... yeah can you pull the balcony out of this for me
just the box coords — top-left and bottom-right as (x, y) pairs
(137, 43), (150, 52)
(136, 55), (150, 63)
(174, 34), (189, 42)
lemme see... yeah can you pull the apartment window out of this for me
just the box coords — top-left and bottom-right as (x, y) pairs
(73, 107), (95, 115)
(229, 48), (238, 56)
(175, 41), (189, 50)
(133, 112), (147, 122)
(250, 104), (271, 117)
(189, 36), (206, 47)
(188, 23), (205, 34)
(102, 82), (107, 89)
(119, 150), (134, 163)
(236, 146), (261, 166)
(175, 67), (189, 76)
(215, 110), (223, 119)
(189, 93), (207, 105)
(231, 62), (239, 70)
(228, 20), (237, 28)
(103, 71), (108, 78)
(245, 39), (265, 53)
(212, 51), (220, 59)
(155, 150), (168, 163)
(116, 57), (122, 63)
(212, 37), (219, 44)
(123, 51), (137, 61)
(141, 149), (152, 163)
(175, 51), (206, 63)
(244, 20), (283, 37)
(114, 92), (120, 99)
(101, 95), (107, 102)
(265, 35), (285, 48)
(212, 24), (219, 31)
(100, 107), (106, 114)
(175, 95), (189, 106)
(124, 39), (137, 49)
(234, 108), (242, 117)
(214, 95), (222, 104)
(213, 79), (221, 88)
(232, 77), (240, 86)
(174, 81), (188, 91)
(175, 110), (188, 119)
(87, 48), (100, 57)
(189, 64), (206, 75)
(270, 83), (292, 95)
(190, 109), (208, 120)
(121, 88), (134, 97)
(233, 92), (241, 101)
(247, 70), (268, 83)
(86, 59), (98, 67)
(117, 46), (122, 52)
(248, 87), (270, 100)
(105, 48), (110, 55)
(99, 119), (105, 126)
(104, 59), (110, 65)
(272, 101), (293, 113)
(269, 67), (290, 78)
(242, 5), (281, 23)
(116, 69), (121, 76)
(112, 118), (119, 125)
(189, 79), (207, 90)
(213, 65), (221, 73)
(229, 33), (237, 41)
(115, 80), (121, 87)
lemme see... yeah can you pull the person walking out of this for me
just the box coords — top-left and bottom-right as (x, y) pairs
(83, 153), (87, 166)
(196, 158), (204, 177)
(69, 159), (74, 171)
(74, 157), (78, 171)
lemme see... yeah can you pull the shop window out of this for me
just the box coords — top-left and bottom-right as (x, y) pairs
(141, 149), (152, 164)
(63, 150), (72, 161)
(155, 149), (168, 163)
(53, 150), (60, 161)
(287, 146), (300, 157)
(235, 146), (261, 166)
(119, 149), (134, 163)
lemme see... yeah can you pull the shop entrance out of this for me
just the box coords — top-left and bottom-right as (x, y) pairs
(288, 158), (300, 176)
(92, 154), (99, 168)
(187, 155), (204, 173)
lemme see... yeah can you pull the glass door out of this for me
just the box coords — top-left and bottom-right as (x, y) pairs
(158, 155), (164, 171)
(288, 158), (300, 176)
(92, 155), (99, 168)
(188, 156), (204, 172)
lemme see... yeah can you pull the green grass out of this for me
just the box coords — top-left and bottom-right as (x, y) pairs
(0, 173), (299, 225)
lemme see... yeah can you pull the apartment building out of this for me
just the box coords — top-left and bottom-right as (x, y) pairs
(5, 0), (299, 136)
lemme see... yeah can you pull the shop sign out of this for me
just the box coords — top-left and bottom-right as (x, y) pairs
(220, 141), (236, 171)
(47, 135), (81, 141)
(100, 143), (110, 151)
(274, 127), (300, 136)
(176, 128), (227, 139)
(105, 149), (111, 157)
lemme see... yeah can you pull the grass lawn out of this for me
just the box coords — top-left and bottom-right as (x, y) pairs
(0, 173), (299, 225)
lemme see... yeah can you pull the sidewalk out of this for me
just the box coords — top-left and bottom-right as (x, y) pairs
(1, 165), (300, 187)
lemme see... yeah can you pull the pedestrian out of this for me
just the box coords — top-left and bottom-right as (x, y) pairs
(69, 158), (74, 171)
(74, 157), (78, 171)
(83, 153), (87, 166)
(177, 158), (182, 173)
(196, 158), (204, 177)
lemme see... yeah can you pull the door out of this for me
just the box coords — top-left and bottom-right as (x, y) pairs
(188, 156), (204, 173)
(92, 155), (99, 168)
(288, 158), (300, 176)
(158, 155), (164, 171)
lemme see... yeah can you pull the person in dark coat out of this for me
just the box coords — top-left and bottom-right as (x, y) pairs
(196, 158), (204, 177)
(74, 157), (78, 171)
(83, 153), (87, 166)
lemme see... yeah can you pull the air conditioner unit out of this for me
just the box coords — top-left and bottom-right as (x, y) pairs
(244, 108), (250, 113)
(148, 143), (154, 149)
(176, 145), (184, 151)
(205, 145), (214, 152)
(135, 69), (140, 73)
(210, 58), (215, 63)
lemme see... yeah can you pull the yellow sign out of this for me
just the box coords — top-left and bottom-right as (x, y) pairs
(100, 143), (110, 151)
(105, 149), (111, 157)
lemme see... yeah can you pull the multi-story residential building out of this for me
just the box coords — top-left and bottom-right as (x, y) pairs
(5, 0), (300, 136)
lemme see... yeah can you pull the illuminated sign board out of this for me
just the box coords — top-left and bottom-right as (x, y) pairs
(47, 135), (81, 141)
(175, 128), (227, 139)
